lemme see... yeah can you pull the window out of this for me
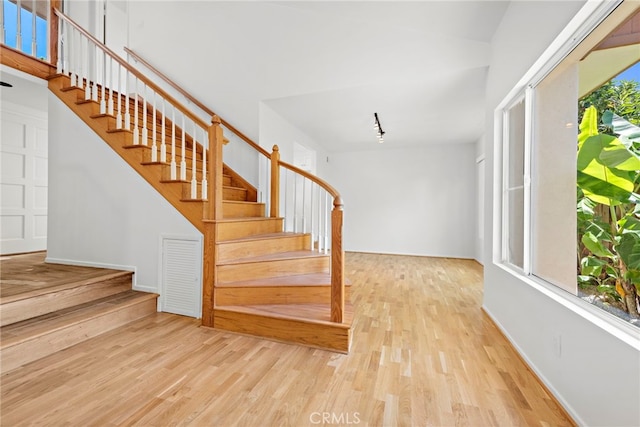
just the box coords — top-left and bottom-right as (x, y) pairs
(2, 0), (50, 60)
(497, 0), (640, 328)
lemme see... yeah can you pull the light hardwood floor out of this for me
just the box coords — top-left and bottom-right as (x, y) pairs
(0, 253), (573, 426)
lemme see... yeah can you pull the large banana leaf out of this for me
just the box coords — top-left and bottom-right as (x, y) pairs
(577, 106), (640, 205)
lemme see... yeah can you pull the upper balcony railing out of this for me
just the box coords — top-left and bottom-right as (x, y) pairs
(1, 0), (58, 63)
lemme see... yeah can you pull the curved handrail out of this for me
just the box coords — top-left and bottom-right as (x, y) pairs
(124, 47), (270, 159)
(278, 160), (341, 201)
(54, 9), (208, 131)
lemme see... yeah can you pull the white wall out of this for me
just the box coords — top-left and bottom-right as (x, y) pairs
(483, 1), (640, 426)
(47, 94), (200, 294)
(326, 144), (476, 258)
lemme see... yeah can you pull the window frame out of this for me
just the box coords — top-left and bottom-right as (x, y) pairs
(494, 0), (640, 349)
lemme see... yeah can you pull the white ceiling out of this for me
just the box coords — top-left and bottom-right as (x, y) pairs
(214, 1), (511, 151)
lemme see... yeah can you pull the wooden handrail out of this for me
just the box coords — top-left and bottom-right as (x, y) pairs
(278, 160), (341, 201)
(124, 47), (271, 159)
(54, 9), (208, 132)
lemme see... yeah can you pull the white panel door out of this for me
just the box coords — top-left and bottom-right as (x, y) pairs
(0, 106), (48, 255)
(161, 237), (202, 318)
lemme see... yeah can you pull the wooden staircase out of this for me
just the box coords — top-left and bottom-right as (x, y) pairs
(48, 69), (353, 352)
(0, 253), (157, 373)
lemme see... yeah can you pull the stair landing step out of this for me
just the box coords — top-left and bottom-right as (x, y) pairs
(0, 269), (131, 305)
(217, 273), (350, 288)
(0, 290), (158, 373)
(217, 303), (354, 326)
(1, 290), (157, 349)
(213, 303), (353, 352)
(219, 250), (327, 266)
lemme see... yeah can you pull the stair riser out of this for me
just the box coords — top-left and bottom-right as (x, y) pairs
(221, 202), (265, 219)
(224, 187), (248, 201)
(213, 309), (350, 353)
(217, 234), (310, 262)
(215, 286), (351, 305)
(216, 219), (284, 240)
(0, 273), (133, 327)
(0, 296), (157, 373)
(218, 257), (329, 282)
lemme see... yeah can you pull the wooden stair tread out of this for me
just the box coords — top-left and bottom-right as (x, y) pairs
(0, 290), (157, 349)
(219, 231), (307, 244)
(215, 303), (353, 327)
(217, 273), (351, 288)
(213, 217), (283, 223)
(0, 269), (131, 305)
(222, 200), (264, 206)
(218, 250), (328, 266)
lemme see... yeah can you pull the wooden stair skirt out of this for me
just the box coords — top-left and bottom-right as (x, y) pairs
(0, 269), (157, 373)
(48, 72), (352, 353)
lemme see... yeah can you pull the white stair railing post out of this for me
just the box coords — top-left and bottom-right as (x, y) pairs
(190, 120), (197, 199)
(180, 115), (187, 180)
(56, 17), (62, 73)
(83, 37), (90, 100)
(107, 56), (114, 115)
(30, 0), (36, 56)
(170, 108), (177, 180)
(160, 99), (166, 162)
(133, 77), (140, 145)
(99, 50), (106, 114)
(151, 90), (157, 161)
(141, 82), (148, 145)
(0, 0), (5, 45)
(116, 65), (123, 129)
(201, 127), (208, 199)
(16, 0), (22, 52)
(124, 72), (131, 130)
(91, 44), (98, 102)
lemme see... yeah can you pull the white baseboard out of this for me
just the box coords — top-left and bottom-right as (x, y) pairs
(481, 305), (584, 426)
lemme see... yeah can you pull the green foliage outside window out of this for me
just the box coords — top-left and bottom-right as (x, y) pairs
(577, 78), (640, 322)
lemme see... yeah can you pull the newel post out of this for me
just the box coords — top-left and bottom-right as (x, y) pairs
(50, 0), (61, 69)
(330, 196), (345, 323)
(270, 145), (280, 218)
(202, 115), (224, 328)
(207, 115), (224, 220)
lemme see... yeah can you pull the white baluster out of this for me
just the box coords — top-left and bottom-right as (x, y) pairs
(99, 50), (106, 114)
(133, 77), (139, 145)
(324, 192), (329, 253)
(171, 108), (177, 180)
(284, 170), (289, 232)
(84, 38), (91, 100)
(180, 115), (187, 180)
(16, 0), (21, 52)
(190, 121), (197, 199)
(45, 0), (50, 62)
(141, 82), (148, 145)
(309, 184), (314, 249)
(116, 65), (122, 129)
(124, 71), (131, 130)
(31, 0), (36, 56)
(69, 28), (77, 86)
(201, 127), (207, 199)
(107, 56), (114, 115)
(151, 90), (157, 161)
(91, 45), (98, 101)
(56, 17), (62, 73)
(318, 187), (323, 252)
(302, 178), (307, 233)
(294, 174), (299, 233)
(160, 99), (166, 162)
(0, 0), (5, 45)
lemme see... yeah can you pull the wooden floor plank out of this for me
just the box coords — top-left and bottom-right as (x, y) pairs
(0, 253), (574, 426)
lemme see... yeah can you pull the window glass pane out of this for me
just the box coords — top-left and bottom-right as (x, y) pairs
(504, 98), (526, 268)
